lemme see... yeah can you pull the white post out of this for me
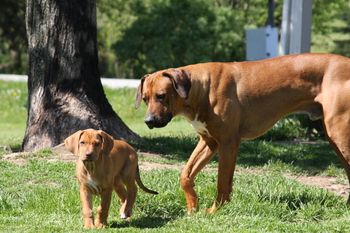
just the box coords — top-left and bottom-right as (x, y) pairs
(290, 0), (313, 53)
(279, 0), (313, 55)
(279, 0), (291, 55)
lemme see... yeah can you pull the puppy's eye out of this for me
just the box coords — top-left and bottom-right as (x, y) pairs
(156, 94), (165, 101)
(79, 141), (85, 145)
(142, 97), (149, 104)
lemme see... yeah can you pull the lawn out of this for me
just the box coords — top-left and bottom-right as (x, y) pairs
(0, 81), (349, 232)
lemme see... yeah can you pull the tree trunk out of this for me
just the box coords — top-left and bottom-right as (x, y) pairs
(23, 0), (139, 151)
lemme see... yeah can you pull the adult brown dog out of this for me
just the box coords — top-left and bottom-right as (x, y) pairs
(64, 129), (157, 229)
(135, 53), (350, 214)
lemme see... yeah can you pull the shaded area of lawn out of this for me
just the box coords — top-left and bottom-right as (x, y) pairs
(135, 134), (341, 174)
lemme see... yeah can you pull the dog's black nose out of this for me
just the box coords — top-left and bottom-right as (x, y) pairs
(84, 152), (94, 160)
(144, 115), (155, 129)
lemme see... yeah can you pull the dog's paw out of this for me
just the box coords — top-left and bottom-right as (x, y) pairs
(83, 218), (95, 229)
(83, 223), (95, 229)
(120, 213), (127, 219)
(206, 207), (217, 214)
(95, 223), (107, 229)
(186, 207), (197, 215)
(120, 213), (132, 221)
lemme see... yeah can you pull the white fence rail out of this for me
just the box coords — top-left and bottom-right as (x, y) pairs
(0, 74), (139, 89)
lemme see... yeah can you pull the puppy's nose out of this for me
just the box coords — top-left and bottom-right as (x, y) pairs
(144, 115), (155, 129)
(85, 152), (93, 159)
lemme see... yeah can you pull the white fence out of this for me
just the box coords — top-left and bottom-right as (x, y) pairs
(0, 74), (139, 89)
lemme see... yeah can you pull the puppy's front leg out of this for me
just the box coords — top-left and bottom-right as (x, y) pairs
(95, 188), (112, 228)
(80, 186), (94, 229)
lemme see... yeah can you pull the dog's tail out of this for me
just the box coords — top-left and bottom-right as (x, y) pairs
(136, 166), (158, 195)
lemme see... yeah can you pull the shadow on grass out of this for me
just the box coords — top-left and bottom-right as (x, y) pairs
(133, 135), (198, 161)
(133, 134), (342, 173)
(109, 216), (170, 229)
(239, 141), (341, 173)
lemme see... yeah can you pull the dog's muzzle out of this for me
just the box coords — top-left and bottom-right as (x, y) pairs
(144, 113), (173, 129)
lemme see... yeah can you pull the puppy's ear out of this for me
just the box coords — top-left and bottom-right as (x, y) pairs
(64, 130), (84, 155)
(98, 130), (114, 155)
(135, 74), (149, 109)
(163, 69), (191, 99)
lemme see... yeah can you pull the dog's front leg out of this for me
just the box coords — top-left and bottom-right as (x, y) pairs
(207, 137), (240, 214)
(180, 136), (217, 214)
(95, 188), (112, 228)
(80, 186), (94, 229)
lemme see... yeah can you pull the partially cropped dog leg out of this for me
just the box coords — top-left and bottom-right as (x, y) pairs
(321, 85), (350, 203)
(80, 186), (94, 229)
(323, 114), (350, 203)
(114, 177), (128, 219)
(95, 188), (112, 228)
(180, 136), (217, 214)
(207, 138), (240, 213)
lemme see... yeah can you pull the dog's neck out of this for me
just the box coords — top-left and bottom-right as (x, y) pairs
(180, 75), (210, 122)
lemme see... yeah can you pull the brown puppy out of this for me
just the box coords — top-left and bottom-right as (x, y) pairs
(64, 129), (157, 229)
(136, 53), (350, 214)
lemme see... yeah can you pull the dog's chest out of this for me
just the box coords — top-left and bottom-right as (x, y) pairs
(85, 176), (102, 194)
(189, 115), (210, 135)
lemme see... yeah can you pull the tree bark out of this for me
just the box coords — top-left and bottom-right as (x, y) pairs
(23, 0), (139, 151)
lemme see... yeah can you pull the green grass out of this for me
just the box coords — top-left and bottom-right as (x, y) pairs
(1, 81), (350, 232)
(0, 81), (27, 150)
(0, 158), (349, 232)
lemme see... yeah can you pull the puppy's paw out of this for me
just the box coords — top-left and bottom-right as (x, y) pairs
(120, 213), (132, 221)
(187, 207), (197, 215)
(120, 213), (127, 219)
(83, 223), (95, 229)
(206, 206), (218, 214)
(95, 222), (107, 229)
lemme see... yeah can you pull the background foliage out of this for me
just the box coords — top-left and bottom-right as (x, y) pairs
(113, 0), (244, 78)
(0, 0), (27, 74)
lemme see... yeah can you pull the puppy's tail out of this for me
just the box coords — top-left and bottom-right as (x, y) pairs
(136, 166), (158, 195)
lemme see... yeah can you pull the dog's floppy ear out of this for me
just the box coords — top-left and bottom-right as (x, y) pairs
(64, 130), (84, 155)
(98, 130), (114, 155)
(163, 69), (191, 99)
(135, 74), (149, 109)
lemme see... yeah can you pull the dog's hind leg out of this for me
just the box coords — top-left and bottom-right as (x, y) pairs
(180, 136), (218, 214)
(114, 177), (128, 219)
(123, 177), (137, 219)
(323, 107), (350, 203)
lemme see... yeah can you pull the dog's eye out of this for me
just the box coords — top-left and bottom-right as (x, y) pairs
(79, 141), (85, 145)
(142, 97), (149, 104)
(156, 94), (165, 101)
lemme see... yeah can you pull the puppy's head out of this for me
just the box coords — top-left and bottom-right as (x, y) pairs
(64, 129), (114, 162)
(135, 69), (191, 129)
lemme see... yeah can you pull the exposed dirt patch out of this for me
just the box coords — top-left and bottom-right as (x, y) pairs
(285, 174), (349, 199)
(2, 152), (31, 166)
(140, 161), (183, 171)
(1, 145), (348, 199)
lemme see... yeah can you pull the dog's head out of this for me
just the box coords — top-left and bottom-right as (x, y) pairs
(135, 69), (191, 129)
(64, 129), (114, 162)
